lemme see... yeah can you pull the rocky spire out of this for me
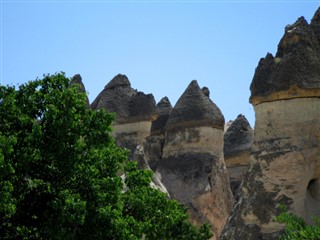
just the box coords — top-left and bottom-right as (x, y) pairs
(150, 97), (172, 135)
(250, 15), (320, 105)
(310, 7), (320, 44)
(166, 80), (224, 131)
(104, 74), (131, 89)
(91, 74), (157, 124)
(223, 114), (253, 200)
(224, 114), (253, 159)
(70, 74), (90, 108)
(158, 80), (233, 239)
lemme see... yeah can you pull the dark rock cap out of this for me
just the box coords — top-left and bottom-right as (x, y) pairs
(70, 74), (90, 108)
(224, 114), (253, 158)
(129, 92), (157, 122)
(150, 97), (172, 135)
(105, 74), (131, 89)
(166, 80), (225, 131)
(202, 87), (210, 97)
(310, 7), (320, 44)
(250, 14), (320, 105)
(91, 74), (157, 124)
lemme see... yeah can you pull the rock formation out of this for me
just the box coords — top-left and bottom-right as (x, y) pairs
(223, 114), (253, 200)
(70, 74), (90, 108)
(144, 97), (172, 171)
(310, 7), (320, 44)
(221, 9), (320, 240)
(91, 74), (157, 156)
(131, 145), (170, 196)
(157, 80), (234, 239)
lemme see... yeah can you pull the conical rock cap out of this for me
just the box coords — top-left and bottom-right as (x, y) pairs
(166, 80), (224, 131)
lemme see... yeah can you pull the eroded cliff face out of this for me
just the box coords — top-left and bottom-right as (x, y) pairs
(144, 97), (172, 171)
(157, 80), (234, 239)
(91, 74), (157, 157)
(223, 114), (253, 200)
(221, 8), (320, 240)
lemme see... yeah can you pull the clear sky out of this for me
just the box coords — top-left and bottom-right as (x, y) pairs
(1, 1), (319, 127)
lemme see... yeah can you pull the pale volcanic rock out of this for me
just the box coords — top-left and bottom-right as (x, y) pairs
(131, 145), (170, 196)
(224, 114), (253, 199)
(70, 74), (90, 109)
(91, 74), (157, 156)
(157, 80), (233, 239)
(144, 97), (172, 171)
(221, 9), (320, 240)
(224, 120), (233, 132)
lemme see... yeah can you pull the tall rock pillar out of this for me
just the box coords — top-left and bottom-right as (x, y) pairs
(221, 9), (320, 240)
(224, 114), (253, 201)
(157, 80), (234, 239)
(91, 74), (157, 157)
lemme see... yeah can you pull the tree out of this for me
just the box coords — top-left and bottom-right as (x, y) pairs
(0, 73), (212, 240)
(276, 206), (320, 240)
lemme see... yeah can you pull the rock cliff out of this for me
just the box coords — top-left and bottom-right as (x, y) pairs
(221, 9), (320, 240)
(157, 80), (234, 239)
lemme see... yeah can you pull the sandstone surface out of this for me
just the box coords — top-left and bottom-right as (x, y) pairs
(157, 80), (233, 239)
(221, 8), (320, 239)
(131, 145), (169, 196)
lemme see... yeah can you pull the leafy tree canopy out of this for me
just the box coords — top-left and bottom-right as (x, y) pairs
(276, 206), (320, 240)
(0, 73), (212, 240)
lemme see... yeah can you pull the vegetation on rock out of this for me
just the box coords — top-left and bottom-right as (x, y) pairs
(276, 206), (320, 240)
(0, 73), (212, 240)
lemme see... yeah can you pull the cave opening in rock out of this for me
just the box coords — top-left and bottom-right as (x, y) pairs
(305, 178), (320, 224)
(307, 179), (320, 199)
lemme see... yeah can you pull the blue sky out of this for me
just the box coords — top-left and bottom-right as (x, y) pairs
(1, 1), (320, 126)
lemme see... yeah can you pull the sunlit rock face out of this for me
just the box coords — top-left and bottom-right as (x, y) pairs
(131, 144), (169, 196)
(144, 97), (172, 171)
(71, 74), (90, 109)
(157, 80), (234, 239)
(223, 114), (253, 201)
(91, 74), (157, 156)
(221, 8), (320, 240)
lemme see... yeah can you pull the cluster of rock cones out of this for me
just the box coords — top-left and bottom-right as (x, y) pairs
(71, 7), (320, 240)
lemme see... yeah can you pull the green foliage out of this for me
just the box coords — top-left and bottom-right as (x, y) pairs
(0, 73), (213, 240)
(276, 206), (320, 240)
